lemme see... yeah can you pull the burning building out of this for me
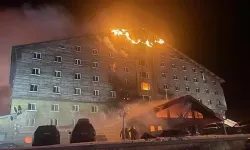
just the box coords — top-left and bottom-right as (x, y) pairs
(8, 29), (226, 138)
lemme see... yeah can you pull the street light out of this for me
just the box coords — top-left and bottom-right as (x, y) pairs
(119, 108), (129, 140)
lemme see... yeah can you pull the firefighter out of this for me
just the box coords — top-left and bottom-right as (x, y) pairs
(120, 128), (130, 140)
(129, 126), (138, 140)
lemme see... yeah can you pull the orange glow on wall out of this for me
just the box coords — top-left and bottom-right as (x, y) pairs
(24, 136), (32, 144)
(157, 126), (163, 131)
(141, 82), (150, 91)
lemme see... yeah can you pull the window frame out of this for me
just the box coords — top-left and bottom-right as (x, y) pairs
(74, 88), (81, 95)
(51, 104), (60, 112)
(94, 90), (100, 96)
(93, 75), (100, 82)
(53, 86), (61, 94)
(54, 56), (62, 63)
(31, 68), (41, 75)
(29, 84), (38, 92)
(139, 71), (149, 78)
(91, 106), (98, 113)
(92, 49), (99, 55)
(26, 118), (36, 127)
(76, 46), (81, 52)
(33, 52), (42, 60)
(72, 105), (80, 112)
(92, 62), (99, 68)
(75, 59), (82, 65)
(27, 103), (37, 111)
(124, 67), (129, 73)
(74, 73), (81, 80)
(110, 91), (116, 98)
(55, 70), (62, 78)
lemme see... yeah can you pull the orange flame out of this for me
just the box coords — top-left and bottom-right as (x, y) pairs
(111, 29), (164, 47)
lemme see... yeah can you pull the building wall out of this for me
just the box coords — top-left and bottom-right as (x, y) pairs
(9, 36), (227, 132)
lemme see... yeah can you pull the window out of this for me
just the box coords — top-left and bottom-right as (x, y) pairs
(108, 76), (113, 84)
(76, 46), (81, 52)
(124, 67), (129, 72)
(72, 105), (79, 112)
(92, 62), (99, 68)
(192, 68), (196, 73)
(198, 99), (202, 103)
(157, 126), (163, 131)
(55, 70), (61, 78)
(50, 119), (58, 126)
(26, 118), (35, 127)
(94, 90), (99, 96)
(161, 73), (167, 78)
(139, 72), (149, 78)
(194, 78), (198, 82)
(196, 88), (200, 93)
(186, 86), (190, 91)
(175, 86), (180, 91)
(28, 103), (36, 111)
(170, 54), (175, 59)
(124, 79), (129, 84)
(91, 106), (98, 113)
(160, 62), (165, 67)
(164, 84), (169, 89)
(51, 104), (59, 112)
(142, 95), (151, 102)
(75, 73), (81, 80)
(205, 89), (209, 94)
(141, 82), (150, 91)
(217, 100), (221, 105)
(33, 52), (41, 59)
(109, 52), (114, 58)
(54, 56), (62, 62)
(53, 86), (60, 93)
(184, 76), (188, 81)
(215, 91), (219, 95)
(72, 119), (76, 126)
(173, 75), (178, 80)
(172, 64), (176, 69)
(208, 100), (212, 105)
(31, 68), (40, 75)
(139, 60), (147, 66)
(74, 88), (81, 95)
(30, 84), (38, 92)
(92, 49), (99, 55)
(212, 81), (216, 85)
(110, 91), (116, 98)
(93, 76), (99, 82)
(150, 126), (155, 132)
(75, 59), (82, 65)
(182, 66), (187, 71)
(179, 57), (184, 61)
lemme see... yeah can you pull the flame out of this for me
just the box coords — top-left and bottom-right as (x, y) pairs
(111, 29), (164, 47)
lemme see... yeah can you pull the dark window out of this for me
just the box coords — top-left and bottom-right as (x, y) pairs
(92, 49), (99, 55)
(164, 84), (169, 89)
(140, 72), (149, 78)
(205, 89), (209, 94)
(172, 64), (176, 69)
(182, 66), (187, 71)
(175, 86), (180, 91)
(161, 73), (167, 78)
(173, 75), (178, 80)
(196, 88), (200, 93)
(192, 68), (196, 72)
(55, 56), (62, 62)
(139, 60), (147, 66)
(194, 78), (198, 82)
(160, 62), (165, 67)
(215, 91), (219, 95)
(30, 84), (38, 92)
(76, 46), (81, 52)
(186, 87), (190, 91)
(184, 76), (188, 81)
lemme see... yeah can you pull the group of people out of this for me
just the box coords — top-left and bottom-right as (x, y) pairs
(120, 126), (139, 140)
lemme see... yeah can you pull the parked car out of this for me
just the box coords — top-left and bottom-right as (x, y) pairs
(202, 122), (241, 135)
(32, 125), (60, 146)
(70, 118), (96, 143)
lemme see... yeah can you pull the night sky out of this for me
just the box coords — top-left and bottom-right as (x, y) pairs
(0, 0), (249, 121)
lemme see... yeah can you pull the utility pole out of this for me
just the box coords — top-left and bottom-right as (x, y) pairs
(119, 108), (128, 141)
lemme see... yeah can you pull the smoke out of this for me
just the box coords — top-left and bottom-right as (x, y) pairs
(103, 36), (116, 52)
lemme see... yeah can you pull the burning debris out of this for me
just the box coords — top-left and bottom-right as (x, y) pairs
(111, 29), (164, 47)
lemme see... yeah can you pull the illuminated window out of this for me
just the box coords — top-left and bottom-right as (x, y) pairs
(76, 46), (81, 52)
(93, 76), (99, 82)
(26, 118), (35, 127)
(94, 90), (99, 96)
(160, 62), (165, 67)
(54, 56), (62, 62)
(157, 126), (163, 131)
(72, 105), (79, 112)
(75, 59), (82, 65)
(74, 88), (81, 95)
(91, 106), (98, 113)
(33, 52), (41, 59)
(139, 72), (149, 78)
(92, 62), (99, 68)
(150, 126), (155, 132)
(75, 73), (81, 80)
(51, 104), (59, 112)
(31, 68), (40, 75)
(110, 91), (116, 98)
(92, 49), (99, 55)
(141, 82), (150, 91)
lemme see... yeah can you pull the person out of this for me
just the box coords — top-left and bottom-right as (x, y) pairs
(129, 126), (138, 140)
(120, 128), (130, 140)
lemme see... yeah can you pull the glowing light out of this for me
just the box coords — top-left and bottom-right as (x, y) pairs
(24, 136), (32, 144)
(111, 29), (164, 47)
(141, 82), (150, 91)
